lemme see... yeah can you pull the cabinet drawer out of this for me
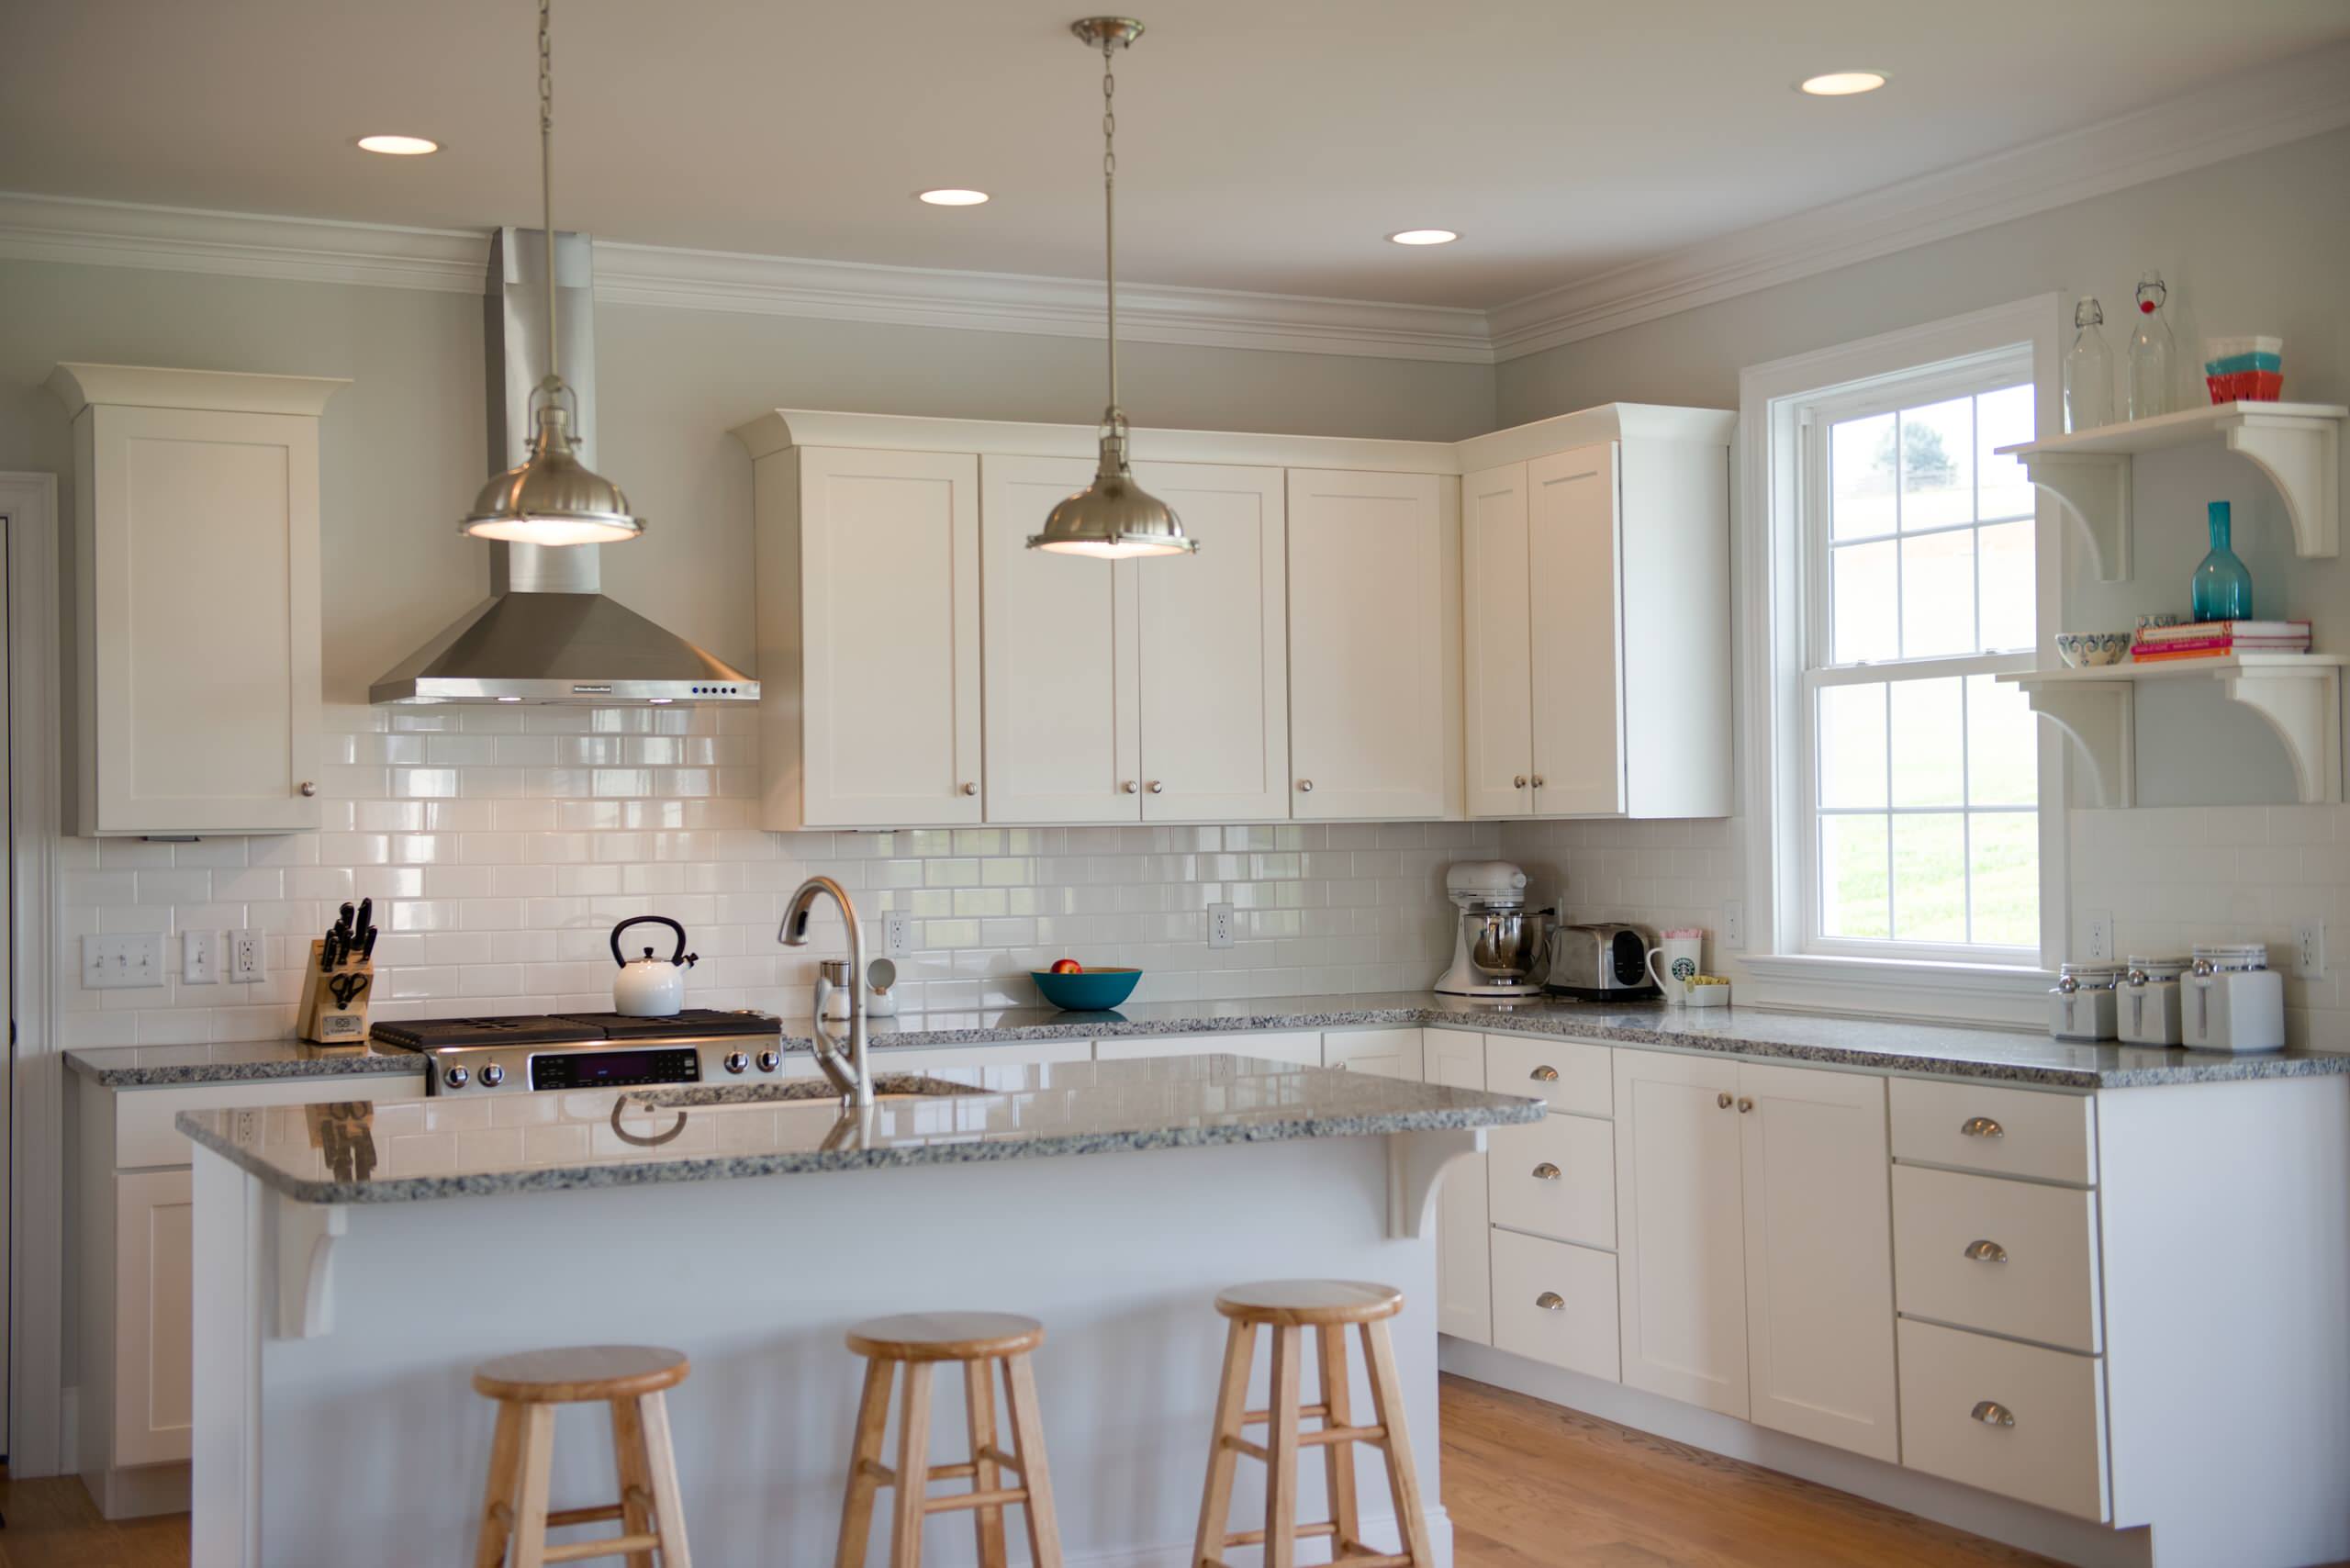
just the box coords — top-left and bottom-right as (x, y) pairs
(1897, 1319), (2108, 1520)
(1893, 1166), (2102, 1352)
(1889, 1078), (2095, 1185)
(1483, 1033), (1610, 1117)
(1093, 1030), (1321, 1065)
(114, 1072), (429, 1169)
(1488, 1113), (1615, 1249)
(1491, 1228), (1619, 1383)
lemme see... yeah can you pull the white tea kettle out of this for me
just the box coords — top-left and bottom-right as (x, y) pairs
(610, 916), (698, 1017)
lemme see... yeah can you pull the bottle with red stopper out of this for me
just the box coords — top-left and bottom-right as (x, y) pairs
(2127, 269), (2175, 420)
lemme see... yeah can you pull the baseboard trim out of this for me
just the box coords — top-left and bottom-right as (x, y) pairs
(1440, 1338), (2149, 1568)
(81, 1458), (191, 1520)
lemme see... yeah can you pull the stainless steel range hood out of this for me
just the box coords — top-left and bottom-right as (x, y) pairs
(371, 229), (757, 706)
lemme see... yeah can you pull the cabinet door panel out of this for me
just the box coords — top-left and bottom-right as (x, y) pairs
(115, 1169), (195, 1467)
(1490, 1113), (1616, 1249)
(1491, 1229), (1619, 1382)
(980, 455), (1141, 823)
(1614, 1050), (1747, 1416)
(798, 447), (981, 826)
(1285, 469), (1446, 819)
(1132, 463), (1289, 821)
(1528, 443), (1625, 815)
(1424, 1030), (1492, 1344)
(1738, 1061), (1898, 1462)
(1323, 1026), (1425, 1081)
(1461, 462), (1534, 818)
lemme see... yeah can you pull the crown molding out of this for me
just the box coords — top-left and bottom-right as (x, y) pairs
(0, 191), (487, 293)
(1487, 40), (2350, 362)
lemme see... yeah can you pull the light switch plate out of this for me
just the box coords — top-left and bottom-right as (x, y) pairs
(182, 929), (218, 984)
(83, 933), (165, 990)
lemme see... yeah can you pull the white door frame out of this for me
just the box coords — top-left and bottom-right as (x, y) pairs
(1, 471), (63, 1474)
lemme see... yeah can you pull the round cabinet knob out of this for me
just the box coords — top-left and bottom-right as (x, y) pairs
(1513, 776), (1528, 790)
(1531, 1161), (1562, 1181)
(1737, 1096), (1754, 1113)
(959, 781), (979, 796)
(1297, 779), (1314, 792)
(442, 1066), (469, 1089)
(1717, 1092), (1733, 1109)
(723, 1051), (749, 1075)
(1147, 780), (1165, 794)
(298, 780), (319, 797)
(1122, 780), (1139, 793)
(756, 1048), (781, 1073)
(1531, 775), (1546, 789)
(1529, 1065), (1560, 1082)
(1535, 1291), (1566, 1312)
(479, 1064), (506, 1088)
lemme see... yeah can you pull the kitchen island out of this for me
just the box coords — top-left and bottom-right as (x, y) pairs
(178, 1054), (1540, 1566)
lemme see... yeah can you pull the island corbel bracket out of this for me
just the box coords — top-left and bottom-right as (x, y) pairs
(274, 1196), (348, 1340)
(1386, 1126), (1486, 1240)
(2221, 664), (2343, 804)
(2017, 451), (2132, 582)
(2017, 678), (2135, 808)
(2221, 409), (2340, 559)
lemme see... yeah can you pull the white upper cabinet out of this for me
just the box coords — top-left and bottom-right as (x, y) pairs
(50, 364), (343, 835)
(1461, 462), (1538, 818)
(1132, 462), (1289, 822)
(1528, 446), (1626, 814)
(1285, 469), (1456, 820)
(751, 445), (982, 829)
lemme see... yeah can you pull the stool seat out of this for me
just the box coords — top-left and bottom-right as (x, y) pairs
(846, 1310), (1045, 1362)
(1214, 1280), (1403, 1326)
(472, 1344), (689, 1403)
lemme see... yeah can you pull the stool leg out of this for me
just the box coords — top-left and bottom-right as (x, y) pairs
(473, 1400), (525, 1568)
(1263, 1327), (1304, 1568)
(509, 1405), (558, 1568)
(965, 1359), (1009, 1568)
(1190, 1320), (1254, 1568)
(609, 1397), (656, 1568)
(890, 1361), (935, 1568)
(1002, 1352), (1062, 1568)
(1315, 1325), (1361, 1556)
(638, 1391), (694, 1568)
(1359, 1320), (1434, 1566)
(836, 1360), (896, 1568)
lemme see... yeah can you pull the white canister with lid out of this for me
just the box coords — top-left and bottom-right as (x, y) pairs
(2181, 945), (2285, 1053)
(2116, 955), (2190, 1046)
(2049, 961), (2121, 1041)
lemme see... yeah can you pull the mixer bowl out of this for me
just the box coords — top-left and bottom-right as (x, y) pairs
(1465, 909), (1551, 982)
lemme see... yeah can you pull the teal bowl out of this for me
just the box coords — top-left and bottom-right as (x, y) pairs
(1031, 967), (1143, 1011)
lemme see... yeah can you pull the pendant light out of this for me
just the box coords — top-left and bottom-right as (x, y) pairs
(461, 0), (644, 546)
(1029, 17), (1196, 559)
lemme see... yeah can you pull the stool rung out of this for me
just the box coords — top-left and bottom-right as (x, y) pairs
(1298, 1422), (1386, 1449)
(979, 1442), (1024, 1475)
(542, 1502), (627, 1529)
(856, 1458), (897, 1484)
(1331, 1554), (1413, 1567)
(1219, 1433), (1270, 1463)
(1241, 1403), (1329, 1425)
(543, 1533), (661, 1563)
(930, 1461), (979, 1482)
(1224, 1520), (1338, 1547)
(923, 1484), (1029, 1516)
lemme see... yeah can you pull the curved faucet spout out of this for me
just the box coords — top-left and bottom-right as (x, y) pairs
(778, 876), (874, 1108)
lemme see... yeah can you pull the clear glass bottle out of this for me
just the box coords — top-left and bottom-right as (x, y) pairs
(2127, 270), (2175, 420)
(2064, 298), (2113, 432)
(2190, 500), (2254, 622)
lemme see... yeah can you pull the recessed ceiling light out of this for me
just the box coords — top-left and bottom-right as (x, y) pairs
(918, 188), (990, 207)
(356, 134), (441, 155)
(1388, 229), (1459, 246)
(1798, 71), (1886, 96)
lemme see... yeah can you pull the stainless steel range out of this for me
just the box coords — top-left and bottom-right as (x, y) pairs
(371, 1009), (787, 1094)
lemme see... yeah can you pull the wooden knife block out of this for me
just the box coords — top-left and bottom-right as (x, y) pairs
(297, 940), (375, 1047)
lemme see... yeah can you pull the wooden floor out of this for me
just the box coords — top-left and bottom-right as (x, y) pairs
(0, 1374), (2054, 1567)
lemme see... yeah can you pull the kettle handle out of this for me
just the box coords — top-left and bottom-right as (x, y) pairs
(611, 915), (689, 969)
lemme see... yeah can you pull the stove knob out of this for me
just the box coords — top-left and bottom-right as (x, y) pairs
(480, 1064), (506, 1088)
(724, 1051), (750, 1075)
(442, 1066), (469, 1089)
(756, 1049), (781, 1073)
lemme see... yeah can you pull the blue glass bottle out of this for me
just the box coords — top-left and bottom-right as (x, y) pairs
(2190, 500), (2253, 622)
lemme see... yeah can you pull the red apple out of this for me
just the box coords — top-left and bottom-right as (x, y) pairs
(1049, 958), (1083, 975)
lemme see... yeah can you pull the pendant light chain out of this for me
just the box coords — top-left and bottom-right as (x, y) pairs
(1101, 36), (1120, 428)
(538, 0), (559, 386)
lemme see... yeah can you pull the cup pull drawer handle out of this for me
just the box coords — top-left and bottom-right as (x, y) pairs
(1964, 1238), (2009, 1264)
(1535, 1292), (1566, 1312)
(1960, 1115), (2005, 1139)
(1971, 1400), (2016, 1428)
(1531, 1162), (1561, 1181)
(1529, 1065), (1560, 1082)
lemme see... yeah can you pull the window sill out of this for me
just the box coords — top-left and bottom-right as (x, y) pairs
(1736, 953), (2054, 1029)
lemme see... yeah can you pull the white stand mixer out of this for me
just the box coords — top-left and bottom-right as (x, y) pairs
(1435, 860), (1552, 999)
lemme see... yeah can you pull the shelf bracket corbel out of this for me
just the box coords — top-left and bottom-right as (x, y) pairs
(1386, 1126), (1486, 1240)
(2019, 452), (2132, 581)
(2219, 666), (2342, 804)
(2222, 412), (2341, 559)
(2017, 679), (2134, 808)
(274, 1197), (347, 1340)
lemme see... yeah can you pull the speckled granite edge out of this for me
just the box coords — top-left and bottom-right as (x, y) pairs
(65, 1046), (431, 1088)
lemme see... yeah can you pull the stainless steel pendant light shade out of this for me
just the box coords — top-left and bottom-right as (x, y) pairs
(1029, 17), (1195, 559)
(462, 0), (644, 547)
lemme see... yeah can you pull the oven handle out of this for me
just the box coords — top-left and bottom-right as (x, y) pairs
(610, 1096), (689, 1148)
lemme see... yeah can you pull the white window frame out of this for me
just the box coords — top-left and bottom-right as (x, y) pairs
(1739, 298), (2067, 1025)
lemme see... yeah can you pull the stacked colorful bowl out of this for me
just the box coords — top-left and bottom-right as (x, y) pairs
(2203, 336), (2284, 404)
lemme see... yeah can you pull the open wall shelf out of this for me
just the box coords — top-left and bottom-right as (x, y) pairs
(1998, 654), (2345, 806)
(1997, 401), (2346, 582)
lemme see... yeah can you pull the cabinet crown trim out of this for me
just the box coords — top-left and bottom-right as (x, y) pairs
(47, 362), (349, 419)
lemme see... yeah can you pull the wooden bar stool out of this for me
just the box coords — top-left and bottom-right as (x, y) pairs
(471, 1345), (692, 1568)
(836, 1311), (1062, 1568)
(1192, 1281), (1434, 1568)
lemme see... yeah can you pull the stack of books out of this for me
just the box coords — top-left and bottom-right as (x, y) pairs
(2132, 620), (2312, 662)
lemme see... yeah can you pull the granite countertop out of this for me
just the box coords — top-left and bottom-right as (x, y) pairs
(64, 1037), (429, 1088)
(176, 1053), (1546, 1205)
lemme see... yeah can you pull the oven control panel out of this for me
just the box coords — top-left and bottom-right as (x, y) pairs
(417, 1036), (792, 1094)
(531, 1047), (703, 1092)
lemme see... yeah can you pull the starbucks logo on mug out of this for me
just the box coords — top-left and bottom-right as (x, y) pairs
(1671, 957), (1697, 983)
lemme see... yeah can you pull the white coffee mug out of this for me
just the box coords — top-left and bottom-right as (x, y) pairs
(1646, 934), (1704, 1004)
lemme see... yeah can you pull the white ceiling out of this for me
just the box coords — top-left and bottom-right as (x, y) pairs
(4, 0), (2347, 312)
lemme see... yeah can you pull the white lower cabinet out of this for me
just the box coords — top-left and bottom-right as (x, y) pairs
(1423, 1030), (1492, 1345)
(1892, 1164), (2103, 1354)
(1490, 1227), (1618, 1382)
(1323, 1026), (1425, 1081)
(1897, 1318), (2109, 1520)
(1612, 1050), (1750, 1416)
(112, 1170), (195, 1469)
(1487, 1111), (1614, 1249)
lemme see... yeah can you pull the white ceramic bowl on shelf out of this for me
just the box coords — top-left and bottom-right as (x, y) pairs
(2055, 631), (2131, 668)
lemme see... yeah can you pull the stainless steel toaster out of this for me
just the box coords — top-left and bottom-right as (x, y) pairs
(1543, 922), (1660, 1001)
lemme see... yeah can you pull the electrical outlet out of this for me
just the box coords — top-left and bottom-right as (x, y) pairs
(82, 933), (165, 989)
(229, 929), (265, 983)
(2083, 909), (2114, 964)
(1207, 902), (1235, 950)
(1720, 900), (1744, 950)
(884, 911), (913, 958)
(2294, 920), (2326, 980)
(182, 929), (218, 984)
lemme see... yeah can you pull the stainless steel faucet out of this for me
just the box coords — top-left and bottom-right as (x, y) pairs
(778, 876), (874, 1108)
